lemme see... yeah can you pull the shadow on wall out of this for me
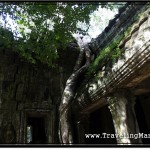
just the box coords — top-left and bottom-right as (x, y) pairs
(0, 122), (16, 144)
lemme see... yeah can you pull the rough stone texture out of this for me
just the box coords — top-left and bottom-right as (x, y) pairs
(76, 3), (150, 112)
(89, 2), (148, 55)
(108, 90), (142, 144)
(73, 3), (150, 145)
(0, 2), (149, 145)
(0, 45), (76, 144)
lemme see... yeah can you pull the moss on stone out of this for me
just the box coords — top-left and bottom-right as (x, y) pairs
(86, 33), (125, 77)
(86, 4), (150, 79)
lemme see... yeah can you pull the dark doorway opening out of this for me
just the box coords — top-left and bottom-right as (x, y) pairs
(27, 117), (47, 144)
(135, 93), (150, 144)
(86, 105), (117, 144)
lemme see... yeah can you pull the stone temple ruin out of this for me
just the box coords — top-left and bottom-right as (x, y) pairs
(0, 2), (150, 145)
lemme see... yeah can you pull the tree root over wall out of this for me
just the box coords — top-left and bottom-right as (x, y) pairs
(58, 44), (92, 144)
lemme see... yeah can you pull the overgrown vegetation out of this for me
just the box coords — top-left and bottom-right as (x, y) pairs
(0, 2), (119, 67)
(85, 4), (146, 79)
(86, 34), (125, 76)
(0, 27), (14, 49)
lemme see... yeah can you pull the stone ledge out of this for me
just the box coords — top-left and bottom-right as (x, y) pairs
(89, 3), (148, 54)
(78, 40), (150, 112)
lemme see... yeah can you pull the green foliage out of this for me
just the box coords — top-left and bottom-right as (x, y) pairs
(0, 2), (101, 66)
(86, 23), (134, 77)
(0, 27), (14, 49)
(0, 2), (121, 67)
(86, 34), (124, 76)
(85, 2), (149, 78)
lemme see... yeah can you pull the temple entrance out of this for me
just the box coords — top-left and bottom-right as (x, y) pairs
(27, 116), (47, 144)
(135, 93), (150, 144)
(86, 105), (117, 144)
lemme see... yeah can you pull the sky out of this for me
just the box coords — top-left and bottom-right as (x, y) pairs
(88, 7), (118, 38)
(74, 6), (118, 46)
(0, 4), (119, 44)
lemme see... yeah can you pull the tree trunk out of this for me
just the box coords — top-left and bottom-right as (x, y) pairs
(58, 44), (91, 144)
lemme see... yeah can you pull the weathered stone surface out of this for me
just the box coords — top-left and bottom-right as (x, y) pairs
(76, 3), (150, 111)
(89, 2), (148, 55)
(0, 45), (75, 143)
(107, 90), (142, 144)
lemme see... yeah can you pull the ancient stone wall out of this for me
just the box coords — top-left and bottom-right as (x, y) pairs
(0, 47), (69, 144)
(76, 3), (150, 112)
(74, 3), (150, 145)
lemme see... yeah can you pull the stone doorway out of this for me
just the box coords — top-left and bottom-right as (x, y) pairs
(135, 93), (150, 144)
(18, 101), (55, 144)
(19, 108), (54, 144)
(27, 116), (47, 144)
(86, 105), (117, 144)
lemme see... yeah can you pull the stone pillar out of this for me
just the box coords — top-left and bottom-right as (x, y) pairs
(126, 93), (142, 144)
(107, 90), (142, 144)
(76, 113), (90, 144)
